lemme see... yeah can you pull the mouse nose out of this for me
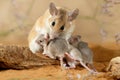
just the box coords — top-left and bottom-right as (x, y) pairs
(50, 32), (59, 39)
(44, 33), (50, 40)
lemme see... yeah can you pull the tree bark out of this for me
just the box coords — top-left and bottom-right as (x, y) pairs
(0, 44), (59, 69)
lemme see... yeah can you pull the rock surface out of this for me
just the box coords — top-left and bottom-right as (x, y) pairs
(106, 57), (120, 79)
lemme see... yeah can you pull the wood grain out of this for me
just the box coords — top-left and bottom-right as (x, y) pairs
(0, 45), (59, 69)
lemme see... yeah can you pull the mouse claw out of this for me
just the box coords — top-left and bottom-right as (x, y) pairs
(62, 64), (70, 69)
(90, 70), (99, 75)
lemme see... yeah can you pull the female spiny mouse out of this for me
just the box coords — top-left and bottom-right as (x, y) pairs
(28, 2), (79, 54)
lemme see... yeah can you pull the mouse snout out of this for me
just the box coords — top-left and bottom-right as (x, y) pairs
(49, 32), (60, 39)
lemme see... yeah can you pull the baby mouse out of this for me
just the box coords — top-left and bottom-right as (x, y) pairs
(39, 37), (70, 68)
(68, 35), (97, 73)
(78, 41), (97, 72)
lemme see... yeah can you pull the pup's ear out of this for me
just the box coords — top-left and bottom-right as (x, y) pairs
(68, 8), (79, 21)
(77, 35), (81, 39)
(68, 37), (73, 44)
(49, 2), (58, 16)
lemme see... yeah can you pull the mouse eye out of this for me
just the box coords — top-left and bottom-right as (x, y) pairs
(40, 40), (42, 42)
(52, 21), (55, 26)
(60, 25), (64, 31)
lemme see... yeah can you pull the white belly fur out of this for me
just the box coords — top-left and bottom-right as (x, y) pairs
(29, 23), (50, 53)
(29, 34), (41, 53)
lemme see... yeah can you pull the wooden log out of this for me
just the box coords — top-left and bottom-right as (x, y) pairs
(0, 44), (59, 69)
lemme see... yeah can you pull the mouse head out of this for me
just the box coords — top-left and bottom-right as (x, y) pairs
(36, 34), (48, 47)
(48, 2), (79, 39)
(68, 35), (81, 45)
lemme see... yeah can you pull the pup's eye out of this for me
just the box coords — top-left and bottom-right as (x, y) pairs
(52, 21), (55, 26)
(60, 25), (64, 31)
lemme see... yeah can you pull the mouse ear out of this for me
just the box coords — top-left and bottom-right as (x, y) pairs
(49, 2), (58, 16)
(68, 37), (73, 44)
(76, 35), (81, 39)
(68, 8), (79, 21)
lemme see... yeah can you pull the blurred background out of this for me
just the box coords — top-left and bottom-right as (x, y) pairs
(0, 0), (120, 48)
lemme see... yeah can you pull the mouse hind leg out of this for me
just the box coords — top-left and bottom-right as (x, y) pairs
(64, 52), (76, 69)
(87, 63), (98, 73)
(59, 56), (66, 69)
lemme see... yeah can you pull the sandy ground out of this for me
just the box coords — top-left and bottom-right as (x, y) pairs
(0, 62), (113, 80)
